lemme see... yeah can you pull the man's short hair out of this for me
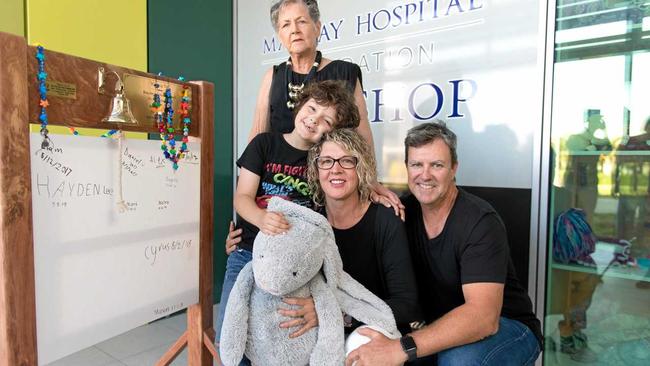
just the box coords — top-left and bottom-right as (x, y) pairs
(293, 80), (360, 129)
(404, 121), (458, 165)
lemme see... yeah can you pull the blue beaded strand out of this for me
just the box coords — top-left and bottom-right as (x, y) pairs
(36, 45), (50, 148)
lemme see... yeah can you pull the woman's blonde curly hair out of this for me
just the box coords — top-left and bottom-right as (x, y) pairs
(307, 128), (376, 206)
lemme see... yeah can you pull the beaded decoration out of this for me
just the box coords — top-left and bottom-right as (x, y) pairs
(151, 79), (191, 170)
(36, 45), (51, 148)
(100, 129), (119, 138)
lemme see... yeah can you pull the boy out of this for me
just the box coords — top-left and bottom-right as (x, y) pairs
(216, 80), (360, 347)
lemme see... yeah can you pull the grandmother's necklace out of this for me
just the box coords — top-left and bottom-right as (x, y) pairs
(285, 51), (322, 110)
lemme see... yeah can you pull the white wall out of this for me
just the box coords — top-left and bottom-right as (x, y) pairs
(236, 0), (545, 189)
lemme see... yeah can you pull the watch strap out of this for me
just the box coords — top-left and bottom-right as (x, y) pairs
(400, 334), (417, 362)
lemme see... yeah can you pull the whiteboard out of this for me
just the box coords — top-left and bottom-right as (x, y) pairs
(30, 131), (201, 365)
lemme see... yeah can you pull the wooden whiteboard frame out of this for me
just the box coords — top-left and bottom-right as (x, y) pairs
(0, 31), (218, 366)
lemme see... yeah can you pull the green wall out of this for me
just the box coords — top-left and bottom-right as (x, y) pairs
(148, 0), (233, 302)
(0, 0), (25, 36)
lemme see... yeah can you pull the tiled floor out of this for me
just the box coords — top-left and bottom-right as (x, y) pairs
(543, 275), (650, 365)
(45, 305), (220, 366)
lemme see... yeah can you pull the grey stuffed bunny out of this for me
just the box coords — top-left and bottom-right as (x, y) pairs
(220, 197), (400, 366)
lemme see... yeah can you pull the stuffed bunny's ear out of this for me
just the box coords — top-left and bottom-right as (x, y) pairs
(335, 271), (400, 339)
(219, 263), (255, 366)
(308, 276), (345, 365)
(321, 232), (343, 290)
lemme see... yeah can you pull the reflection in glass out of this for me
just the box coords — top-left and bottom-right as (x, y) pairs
(545, 1), (650, 365)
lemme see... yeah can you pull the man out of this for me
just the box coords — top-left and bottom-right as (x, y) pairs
(346, 122), (542, 365)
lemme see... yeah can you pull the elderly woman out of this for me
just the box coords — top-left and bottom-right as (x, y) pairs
(245, 0), (401, 209)
(250, 0), (369, 140)
(275, 128), (420, 337)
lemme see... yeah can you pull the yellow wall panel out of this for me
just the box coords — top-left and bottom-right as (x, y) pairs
(26, 0), (147, 71)
(0, 0), (25, 36)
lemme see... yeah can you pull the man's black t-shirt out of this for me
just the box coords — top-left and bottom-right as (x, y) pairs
(402, 189), (542, 345)
(331, 203), (421, 334)
(236, 132), (313, 251)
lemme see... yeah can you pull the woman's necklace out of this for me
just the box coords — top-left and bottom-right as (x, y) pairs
(285, 51), (322, 110)
(152, 81), (191, 171)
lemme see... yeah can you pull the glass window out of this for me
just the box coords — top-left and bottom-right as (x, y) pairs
(545, 1), (650, 364)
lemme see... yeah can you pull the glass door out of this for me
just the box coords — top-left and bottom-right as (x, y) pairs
(544, 0), (650, 364)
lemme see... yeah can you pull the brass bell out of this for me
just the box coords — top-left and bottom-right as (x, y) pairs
(102, 73), (138, 124)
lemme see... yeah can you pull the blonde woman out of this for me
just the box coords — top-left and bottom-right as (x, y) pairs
(304, 128), (420, 335)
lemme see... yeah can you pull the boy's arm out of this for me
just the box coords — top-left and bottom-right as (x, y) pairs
(234, 167), (289, 235)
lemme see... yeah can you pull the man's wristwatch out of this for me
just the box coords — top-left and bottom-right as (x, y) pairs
(399, 335), (418, 362)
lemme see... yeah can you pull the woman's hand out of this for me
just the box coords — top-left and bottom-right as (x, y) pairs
(260, 211), (290, 235)
(225, 221), (242, 255)
(278, 297), (318, 338)
(370, 182), (405, 221)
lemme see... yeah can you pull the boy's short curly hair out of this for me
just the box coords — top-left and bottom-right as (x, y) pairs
(293, 80), (360, 129)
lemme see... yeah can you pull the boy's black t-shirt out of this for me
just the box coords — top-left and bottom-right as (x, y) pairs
(402, 189), (543, 345)
(236, 132), (314, 251)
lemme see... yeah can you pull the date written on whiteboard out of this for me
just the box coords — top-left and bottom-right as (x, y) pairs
(153, 301), (184, 317)
(165, 176), (178, 189)
(126, 201), (138, 212)
(143, 239), (192, 266)
(37, 150), (72, 177)
(157, 200), (170, 210)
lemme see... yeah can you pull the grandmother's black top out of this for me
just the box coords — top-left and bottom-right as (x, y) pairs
(268, 60), (362, 133)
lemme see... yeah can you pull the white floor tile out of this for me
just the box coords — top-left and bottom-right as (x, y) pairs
(44, 346), (122, 366)
(44, 304), (221, 365)
(120, 343), (187, 366)
(156, 312), (188, 334)
(95, 322), (182, 360)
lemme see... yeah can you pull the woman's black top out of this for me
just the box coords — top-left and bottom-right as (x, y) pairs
(268, 60), (362, 133)
(329, 203), (421, 334)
